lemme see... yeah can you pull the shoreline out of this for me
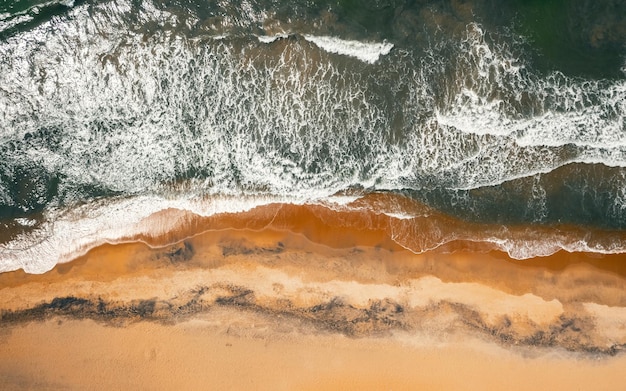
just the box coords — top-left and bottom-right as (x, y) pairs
(3, 193), (626, 275)
(2, 219), (625, 348)
(0, 193), (626, 275)
(1, 204), (626, 388)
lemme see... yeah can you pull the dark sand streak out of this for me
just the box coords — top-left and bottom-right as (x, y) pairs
(1, 237), (625, 356)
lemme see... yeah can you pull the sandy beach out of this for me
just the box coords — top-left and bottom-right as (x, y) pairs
(1, 205), (626, 389)
(2, 313), (626, 391)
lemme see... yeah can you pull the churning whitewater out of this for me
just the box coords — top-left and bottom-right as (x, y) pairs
(1, 0), (625, 273)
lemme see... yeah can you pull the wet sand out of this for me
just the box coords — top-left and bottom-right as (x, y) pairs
(1, 202), (626, 389)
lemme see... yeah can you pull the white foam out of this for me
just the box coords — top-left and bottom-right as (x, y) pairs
(0, 10), (403, 196)
(14, 218), (37, 227)
(2, 11), (622, 198)
(0, 194), (295, 274)
(473, 232), (626, 260)
(1, 188), (384, 274)
(257, 34), (287, 43)
(437, 24), (626, 157)
(303, 35), (393, 64)
(1, 5), (624, 201)
(0, 13), (33, 32)
(319, 195), (362, 206)
(398, 227), (626, 260)
(2, 189), (626, 274)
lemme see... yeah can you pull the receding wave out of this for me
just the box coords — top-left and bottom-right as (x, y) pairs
(2, 192), (626, 274)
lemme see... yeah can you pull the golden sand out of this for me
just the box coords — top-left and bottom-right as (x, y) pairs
(2, 314), (626, 391)
(1, 202), (626, 389)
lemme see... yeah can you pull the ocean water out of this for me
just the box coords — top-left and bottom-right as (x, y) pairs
(0, 0), (625, 273)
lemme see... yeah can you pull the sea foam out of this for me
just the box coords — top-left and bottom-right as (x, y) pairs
(0, 195), (290, 273)
(257, 34), (288, 43)
(303, 35), (393, 64)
